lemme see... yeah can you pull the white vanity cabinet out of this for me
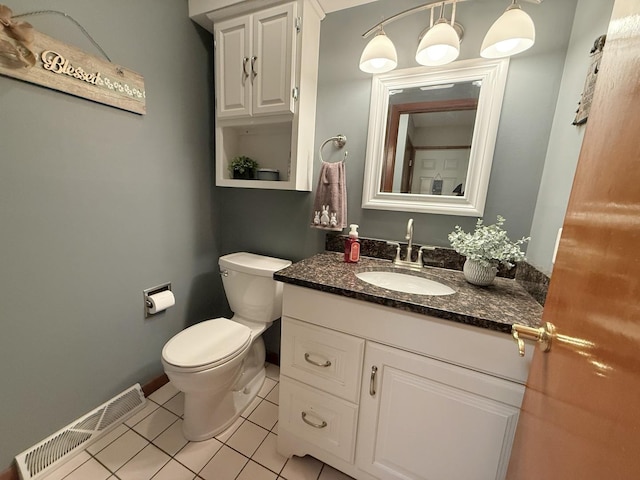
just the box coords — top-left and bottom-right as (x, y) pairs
(214, 3), (296, 119)
(277, 284), (532, 480)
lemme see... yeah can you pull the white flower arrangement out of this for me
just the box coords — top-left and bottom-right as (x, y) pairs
(448, 215), (530, 269)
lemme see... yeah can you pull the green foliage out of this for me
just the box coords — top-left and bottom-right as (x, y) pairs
(448, 215), (530, 269)
(228, 155), (259, 174)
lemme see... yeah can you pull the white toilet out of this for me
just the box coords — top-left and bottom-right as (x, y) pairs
(161, 252), (291, 441)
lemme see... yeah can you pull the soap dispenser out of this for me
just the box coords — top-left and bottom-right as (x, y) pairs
(344, 224), (361, 263)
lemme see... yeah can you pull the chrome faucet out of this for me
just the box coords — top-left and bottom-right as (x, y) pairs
(405, 218), (414, 262)
(387, 218), (435, 271)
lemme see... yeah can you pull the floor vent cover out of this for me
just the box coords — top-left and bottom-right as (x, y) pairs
(15, 384), (146, 480)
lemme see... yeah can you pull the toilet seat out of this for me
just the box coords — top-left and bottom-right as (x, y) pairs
(162, 318), (251, 373)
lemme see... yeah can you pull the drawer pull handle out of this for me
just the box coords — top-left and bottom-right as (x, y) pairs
(370, 365), (378, 396)
(304, 353), (331, 368)
(301, 411), (327, 429)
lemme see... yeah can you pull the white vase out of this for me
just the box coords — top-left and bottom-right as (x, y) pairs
(463, 259), (498, 286)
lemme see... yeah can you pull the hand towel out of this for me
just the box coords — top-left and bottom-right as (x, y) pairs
(311, 161), (347, 231)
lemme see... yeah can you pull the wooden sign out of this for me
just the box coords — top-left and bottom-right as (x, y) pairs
(0, 24), (146, 114)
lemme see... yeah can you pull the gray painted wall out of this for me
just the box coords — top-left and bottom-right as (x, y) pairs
(218, 0), (577, 260)
(0, 0), (610, 469)
(0, 0), (221, 468)
(526, 0), (615, 274)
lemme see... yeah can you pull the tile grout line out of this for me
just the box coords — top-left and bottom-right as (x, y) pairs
(57, 369), (283, 480)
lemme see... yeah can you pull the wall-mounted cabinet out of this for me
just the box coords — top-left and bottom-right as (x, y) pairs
(215, 3), (296, 119)
(202, 0), (323, 191)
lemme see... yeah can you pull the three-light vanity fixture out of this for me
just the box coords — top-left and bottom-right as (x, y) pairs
(359, 0), (539, 73)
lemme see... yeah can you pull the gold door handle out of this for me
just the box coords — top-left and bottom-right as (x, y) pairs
(511, 322), (556, 357)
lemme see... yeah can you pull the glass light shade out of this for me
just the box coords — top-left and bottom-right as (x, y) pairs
(481, 6), (535, 58)
(415, 20), (460, 67)
(359, 31), (398, 73)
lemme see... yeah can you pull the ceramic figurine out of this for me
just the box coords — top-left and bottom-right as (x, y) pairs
(320, 205), (330, 226)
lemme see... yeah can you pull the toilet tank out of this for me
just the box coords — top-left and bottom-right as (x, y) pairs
(219, 252), (292, 323)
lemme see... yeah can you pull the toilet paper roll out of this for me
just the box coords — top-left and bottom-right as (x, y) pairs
(147, 290), (175, 314)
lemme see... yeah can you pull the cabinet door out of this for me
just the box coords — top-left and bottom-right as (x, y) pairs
(357, 342), (523, 480)
(251, 3), (296, 116)
(215, 15), (251, 118)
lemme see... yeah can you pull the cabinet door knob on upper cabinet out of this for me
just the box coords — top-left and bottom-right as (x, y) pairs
(250, 55), (257, 83)
(242, 57), (249, 85)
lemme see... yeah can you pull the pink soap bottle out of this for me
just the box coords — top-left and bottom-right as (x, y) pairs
(344, 224), (361, 263)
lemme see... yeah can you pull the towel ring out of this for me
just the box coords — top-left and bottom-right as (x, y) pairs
(319, 134), (347, 163)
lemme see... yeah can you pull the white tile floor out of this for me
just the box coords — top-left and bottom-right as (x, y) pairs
(42, 364), (354, 480)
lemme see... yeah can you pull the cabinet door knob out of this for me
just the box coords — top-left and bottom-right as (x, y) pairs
(304, 352), (331, 367)
(301, 411), (327, 429)
(242, 57), (249, 85)
(250, 55), (258, 83)
(369, 365), (378, 396)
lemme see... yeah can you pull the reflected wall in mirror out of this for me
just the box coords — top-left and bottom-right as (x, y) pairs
(362, 57), (509, 216)
(383, 83), (479, 196)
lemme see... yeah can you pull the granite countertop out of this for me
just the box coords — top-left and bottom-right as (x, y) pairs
(274, 252), (543, 334)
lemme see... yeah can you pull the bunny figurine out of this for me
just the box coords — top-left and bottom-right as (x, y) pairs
(320, 205), (330, 226)
(329, 212), (338, 228)
(313, 211), (321, 225)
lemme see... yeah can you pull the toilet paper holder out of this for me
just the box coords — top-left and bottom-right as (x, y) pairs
(143, 282), (172, 318)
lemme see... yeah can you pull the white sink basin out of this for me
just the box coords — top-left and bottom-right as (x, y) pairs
(356, 271), (456, 296)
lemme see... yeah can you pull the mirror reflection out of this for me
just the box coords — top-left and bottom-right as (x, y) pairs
(383, 81), (480, 196)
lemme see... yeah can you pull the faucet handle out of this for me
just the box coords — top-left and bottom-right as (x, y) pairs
(417, 245), (436, 265)
(386, 241), (401, 262)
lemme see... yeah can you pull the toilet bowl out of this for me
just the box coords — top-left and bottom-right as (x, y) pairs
(161, 252), (291, 441)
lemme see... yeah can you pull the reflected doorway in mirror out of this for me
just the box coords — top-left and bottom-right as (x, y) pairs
(362, 57), (509, 216)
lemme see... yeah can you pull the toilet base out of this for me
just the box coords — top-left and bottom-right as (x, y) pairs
(182, 365), (266, 441)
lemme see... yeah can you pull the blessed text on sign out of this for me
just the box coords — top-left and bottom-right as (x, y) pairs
(0, 28), (146, 114)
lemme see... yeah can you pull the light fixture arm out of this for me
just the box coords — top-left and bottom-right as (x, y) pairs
(361, 0), (543, 39)
(362, 0), (467, 39)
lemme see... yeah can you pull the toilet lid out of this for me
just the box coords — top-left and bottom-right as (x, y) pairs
(162, 318), (251, 369)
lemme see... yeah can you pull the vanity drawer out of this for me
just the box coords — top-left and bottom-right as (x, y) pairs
(281, 317), (364, 402)
(279, 376), (358, 463)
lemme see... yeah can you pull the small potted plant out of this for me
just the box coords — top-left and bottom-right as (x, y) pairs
(448, 215), (529, 286)
(228, 155), (259, 180)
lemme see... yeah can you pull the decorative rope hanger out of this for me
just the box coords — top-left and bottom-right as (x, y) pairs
(12, 9), (112, 61)
(319, 134), (348, 163)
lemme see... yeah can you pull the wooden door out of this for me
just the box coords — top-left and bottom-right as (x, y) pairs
(358, 342), (522, 480)
(507, 1), (640, 478)
(399, 136), (413, 193)
(251, 2), (296, 116)
(215, 15), (251, 118)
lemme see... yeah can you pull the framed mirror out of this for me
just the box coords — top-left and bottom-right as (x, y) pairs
(362, 58), (509, 216)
